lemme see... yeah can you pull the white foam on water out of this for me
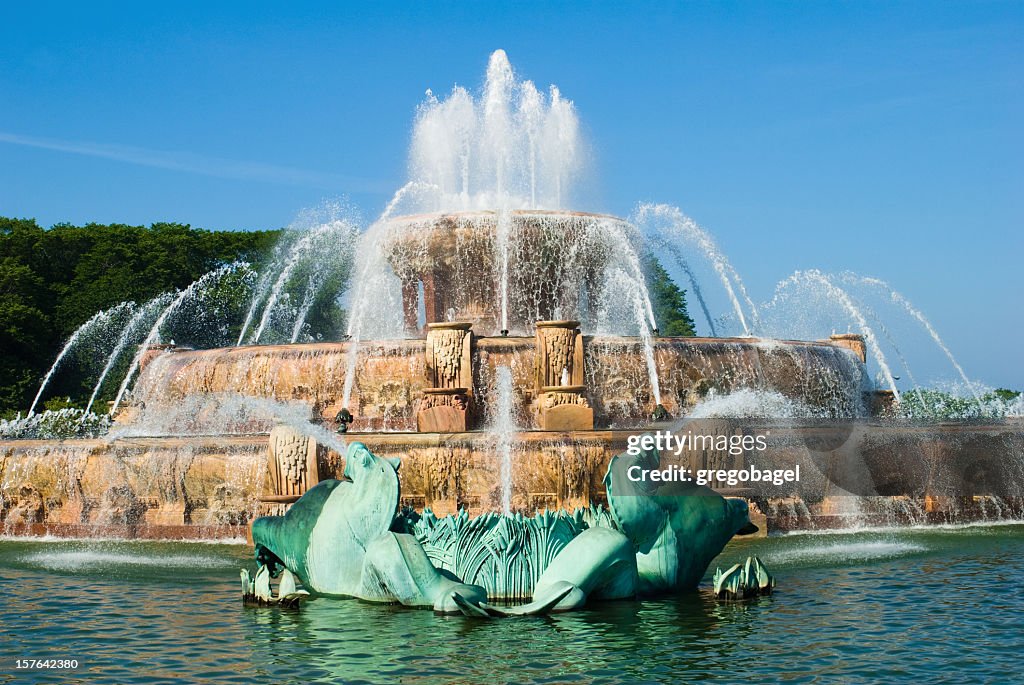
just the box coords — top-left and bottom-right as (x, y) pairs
(688, 388), (819, 419)
(20, 550), (234, 571)
(777, 519), (1024, 538)
(0, 534), (249, 545)
(766, 540), (927, 565)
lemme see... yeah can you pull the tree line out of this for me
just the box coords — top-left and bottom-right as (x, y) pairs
(0, 218), (280, 415)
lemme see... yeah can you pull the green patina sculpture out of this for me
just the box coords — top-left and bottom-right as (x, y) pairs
(713, 556), (775, 600)
(251, 442), (488, 613)
(604, 445), (759, 594)
(245, 437), (767, 616)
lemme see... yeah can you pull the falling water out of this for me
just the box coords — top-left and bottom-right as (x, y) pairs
(639, 322), (662, 406)
(867, 311), (927, 407)
(493, 366), (517, 514)
(84, 295), (171, 415)
(646, 235), (718, 336)
(842, 274), (982, 406)
(629, 286), (663, 406)
(598, 267), (663, 406)
(496, 208), (512, 332)
(779, 270), (901, 399)
(598, 217), (659, 331)
(111, 263), (245, 415)
(635, 203), (758, 335)
(28, 302), (135, 416)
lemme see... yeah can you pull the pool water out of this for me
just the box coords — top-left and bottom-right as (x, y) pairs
(2, 524), (1022, 684)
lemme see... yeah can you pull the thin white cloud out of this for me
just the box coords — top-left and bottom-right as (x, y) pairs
(0, 131), (389, 192)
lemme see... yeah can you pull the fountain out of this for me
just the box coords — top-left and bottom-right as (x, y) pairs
(1, 49), (1021, 553)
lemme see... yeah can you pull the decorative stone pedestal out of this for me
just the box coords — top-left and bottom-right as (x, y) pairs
(534, 320), (593, 431)
(260, 425), (325, 514)
(538, 385), (593, 431)
(417, 322), (475, 432)
(417, 388), (473, 432)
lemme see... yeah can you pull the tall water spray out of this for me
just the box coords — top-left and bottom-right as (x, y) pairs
(493, 366), (517, 514)
(339, 218), (408, 408)
(403, 49), (581, 214)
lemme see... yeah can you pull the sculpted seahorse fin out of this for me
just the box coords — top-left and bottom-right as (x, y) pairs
(452, 582), (575, 618)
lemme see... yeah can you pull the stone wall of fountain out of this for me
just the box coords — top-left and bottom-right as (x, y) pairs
(0, 437), (265, 538)
(382, 211), (618, 335)
(4, 418), (1023, 536)
(126, 333), (867, 433)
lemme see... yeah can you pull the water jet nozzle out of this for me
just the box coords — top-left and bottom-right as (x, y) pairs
(336, 408), (354, 433)
(500, 329), (509, 337)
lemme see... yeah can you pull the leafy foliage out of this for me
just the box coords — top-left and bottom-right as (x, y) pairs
(891, 388), (1021, 421)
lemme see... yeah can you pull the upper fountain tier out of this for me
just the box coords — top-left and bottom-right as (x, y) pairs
(380, 209), (638, 336)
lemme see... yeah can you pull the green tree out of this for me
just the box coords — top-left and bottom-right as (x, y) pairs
(645, 256), (696, 337)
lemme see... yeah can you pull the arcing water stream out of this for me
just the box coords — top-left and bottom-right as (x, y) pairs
(84, 295), (171, 415)
(111, 263), (246, 415)
(27, 302), (134, 416)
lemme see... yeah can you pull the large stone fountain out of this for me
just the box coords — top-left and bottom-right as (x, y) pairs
(2, 50), (1021, 545)
(115, 209), (873, 518)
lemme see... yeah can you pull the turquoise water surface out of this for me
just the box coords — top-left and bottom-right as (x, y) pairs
(2, 524), (1022, 684)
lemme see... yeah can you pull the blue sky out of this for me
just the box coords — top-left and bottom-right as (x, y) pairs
(1, 2), (1021, 388)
